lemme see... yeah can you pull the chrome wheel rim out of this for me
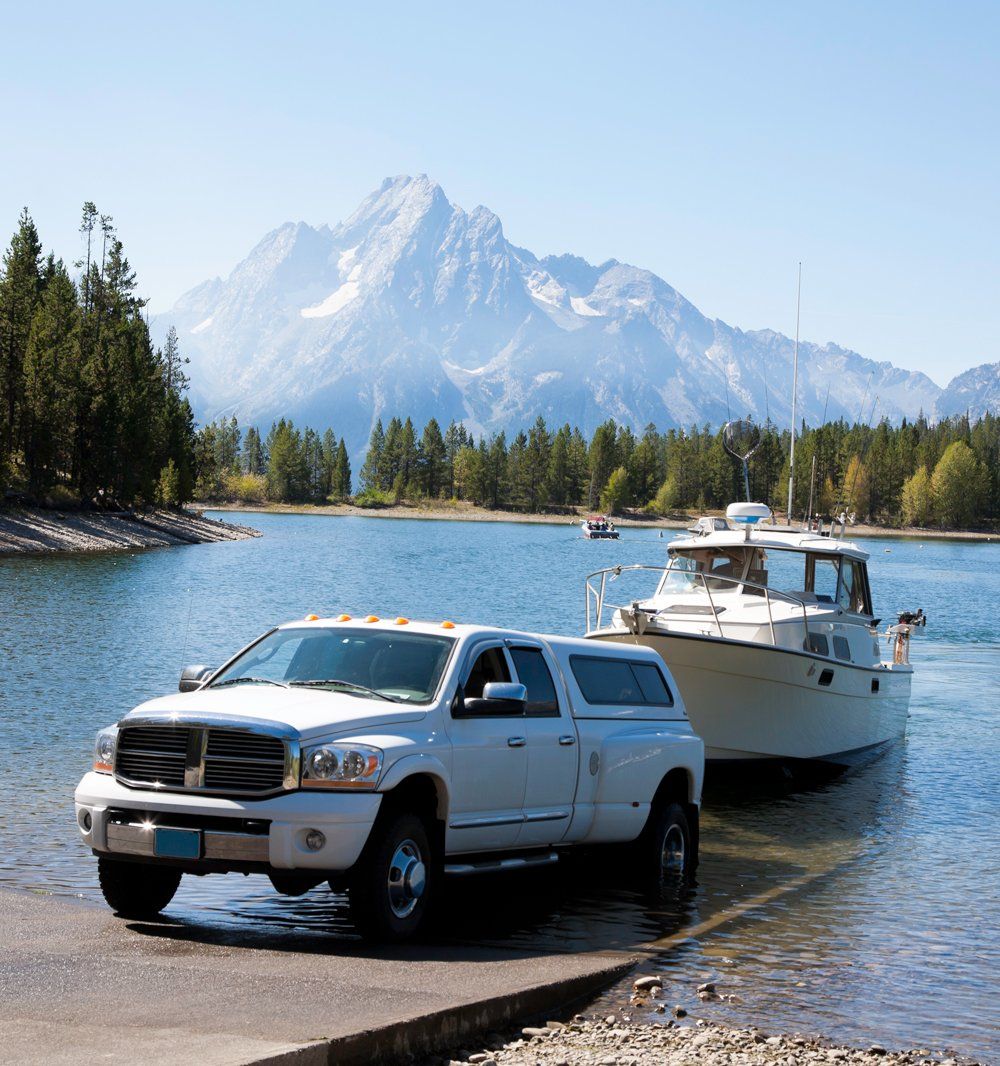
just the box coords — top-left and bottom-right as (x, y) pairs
(387, 838), (426, 919)
(660, 823), (685, 875)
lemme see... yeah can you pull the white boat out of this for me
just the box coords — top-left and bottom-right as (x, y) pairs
(583, 502), (918, 767)
(581, 515), (620, 539)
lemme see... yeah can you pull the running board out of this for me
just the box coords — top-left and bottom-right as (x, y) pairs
(444, 851), (559, 876)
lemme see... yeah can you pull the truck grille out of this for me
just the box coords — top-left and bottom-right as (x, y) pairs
(115, 725), (292, 796)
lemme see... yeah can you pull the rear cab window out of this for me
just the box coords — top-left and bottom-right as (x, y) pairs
(569, 655), (674, 708)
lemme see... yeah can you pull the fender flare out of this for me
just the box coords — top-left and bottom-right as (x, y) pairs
(377, 753), (451, 821)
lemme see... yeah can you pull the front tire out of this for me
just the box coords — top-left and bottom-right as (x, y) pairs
(633, 801), (693, 888)
(97, 858), (182, 919)
(348, 812), (435, 942)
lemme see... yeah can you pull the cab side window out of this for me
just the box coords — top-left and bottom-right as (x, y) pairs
(510, 647), (559, 717)
(463, 646), (510, 699)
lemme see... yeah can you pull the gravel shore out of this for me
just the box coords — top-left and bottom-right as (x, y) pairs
(0, 506), (260, 555)
(424, 1014), (982, 1066)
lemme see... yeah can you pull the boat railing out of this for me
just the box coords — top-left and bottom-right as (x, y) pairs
(585, 564), (814, 650)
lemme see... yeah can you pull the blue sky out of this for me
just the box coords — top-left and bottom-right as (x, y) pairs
(2, 1), (997, 386)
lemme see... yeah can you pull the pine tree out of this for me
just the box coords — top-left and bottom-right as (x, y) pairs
(334, 438), (351, 499)
(418, 417), (446, 498)
(359, 419), (385, 492)
(0, 208), (43, 480)
(21, 262), (79, 493)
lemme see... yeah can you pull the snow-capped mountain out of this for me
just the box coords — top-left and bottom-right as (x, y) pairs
(159, 175), (964, 455)
(934, 361), (1000, 422)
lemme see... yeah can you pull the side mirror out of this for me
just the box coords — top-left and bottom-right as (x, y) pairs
(179, 664), (213, 693)
(458, 681), (527, 718)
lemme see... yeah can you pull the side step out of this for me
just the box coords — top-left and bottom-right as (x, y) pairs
(444, 851), (559, 877)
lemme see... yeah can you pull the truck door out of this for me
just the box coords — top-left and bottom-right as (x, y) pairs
(444, 642), (528, 853)
(509, 644), (579, 847)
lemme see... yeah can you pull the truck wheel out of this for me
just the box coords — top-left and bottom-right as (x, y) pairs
(348, 812), (434, 942)
(97, 858), (182, 919)
(635, 801), (692, 887)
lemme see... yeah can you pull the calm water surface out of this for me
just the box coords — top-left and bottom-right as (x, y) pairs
(1, 514), (997, 1060)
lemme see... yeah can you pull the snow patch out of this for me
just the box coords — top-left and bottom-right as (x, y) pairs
(571, 296), (603, 317)
(301, 282), (359, 318)
(443, 359), (489, 376)
(191, 316), (214, 334)
(525, 272), (566, 308)
(534, 371), (562, 386)
(338, 245), (359, 272)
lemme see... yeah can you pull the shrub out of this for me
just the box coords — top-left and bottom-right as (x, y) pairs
(353, 488), (396, 508)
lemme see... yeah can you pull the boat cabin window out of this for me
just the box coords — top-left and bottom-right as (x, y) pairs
(660, 547), (753, 593)
(661, 545), (871, 614)
(837, 559), (869, 614)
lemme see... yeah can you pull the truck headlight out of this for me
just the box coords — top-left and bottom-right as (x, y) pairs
(94, 727), (118, 774)
(302, 743), (383, 790)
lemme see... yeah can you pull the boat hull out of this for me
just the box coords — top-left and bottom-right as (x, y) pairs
(590, 629), (911, 766)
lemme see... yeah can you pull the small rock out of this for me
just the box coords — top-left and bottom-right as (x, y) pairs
(697, 982), (716, 993)
(521, 1027), (549, 1039)
(869, 1046), (887, 1057)
(698, 990), (719, 1001)
(468, 1056), (491, 1065)
(633, 975), (663, 991)
(604, 1015), (617, 1025)
(654, 1004), (666, 1013)
(672, 1005), (687, 1018)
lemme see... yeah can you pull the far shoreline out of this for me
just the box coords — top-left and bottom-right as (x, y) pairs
(201, 500), (998, 542)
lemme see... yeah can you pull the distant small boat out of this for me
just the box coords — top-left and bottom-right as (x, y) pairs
(582, 515), (619, 539)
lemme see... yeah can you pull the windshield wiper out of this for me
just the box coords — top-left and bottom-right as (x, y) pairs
(287, 678), (398, 702)
(213, 676), (288, 689)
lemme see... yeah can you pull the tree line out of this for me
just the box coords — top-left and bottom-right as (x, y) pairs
(195, 409), (999, 530)
(194, 416), (351, 504)
(0, 207), (196, 506)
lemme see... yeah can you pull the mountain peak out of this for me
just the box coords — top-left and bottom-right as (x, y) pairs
(337, 174), (450, 243)
(154, 176), (996, 459)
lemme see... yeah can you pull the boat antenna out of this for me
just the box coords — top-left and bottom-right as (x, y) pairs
(786, 262), (802, 524)
(723, 419), (762, 502)
(806, 453), (817, 530)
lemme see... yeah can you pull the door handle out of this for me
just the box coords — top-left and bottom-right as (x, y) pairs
(507, 736), (526, 747)
(558, 735), (576, 746)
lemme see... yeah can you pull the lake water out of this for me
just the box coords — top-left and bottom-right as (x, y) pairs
(1, 513), (997, 1061)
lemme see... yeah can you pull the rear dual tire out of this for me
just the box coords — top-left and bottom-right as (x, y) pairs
(634, 801), (693, 888)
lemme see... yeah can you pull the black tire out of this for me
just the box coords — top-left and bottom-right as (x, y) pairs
(97, 858), (182, 919)
(632, 801), (693, 888)
(348, 811), (435, 942)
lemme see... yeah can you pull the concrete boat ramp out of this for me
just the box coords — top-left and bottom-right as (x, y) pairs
(0, 889), (634, 1065)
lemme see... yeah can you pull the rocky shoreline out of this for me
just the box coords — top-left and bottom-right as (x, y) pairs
(425, 1014), (981, 1066)
(421, 971), (983, 1066)
(0, 505), (260, 556)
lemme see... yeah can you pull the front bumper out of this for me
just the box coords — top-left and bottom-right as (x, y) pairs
(75, 771), (381, 873)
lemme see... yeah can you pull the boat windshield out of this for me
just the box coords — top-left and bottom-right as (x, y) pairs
(211, 627), (456, 703)
(657, 546), (871, 613)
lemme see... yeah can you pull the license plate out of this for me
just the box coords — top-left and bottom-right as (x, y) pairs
(154, 827), (201, 859)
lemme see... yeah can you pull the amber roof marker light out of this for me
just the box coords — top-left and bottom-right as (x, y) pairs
(304, 613), (319, 621)
(364, 615), (380, 623)
(441, 620), (456, 629)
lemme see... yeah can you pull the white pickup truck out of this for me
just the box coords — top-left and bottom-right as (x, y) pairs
(75, 616), (704, 941)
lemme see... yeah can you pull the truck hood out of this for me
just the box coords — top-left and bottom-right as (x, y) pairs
(121, 685), (427, 741)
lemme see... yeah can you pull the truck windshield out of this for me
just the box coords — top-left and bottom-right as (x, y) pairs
(211, 628), (455, 703)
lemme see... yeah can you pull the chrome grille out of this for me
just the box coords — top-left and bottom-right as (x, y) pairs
(115, 724), (292, 796)
(203, 730), (286, 792)
(116, 727), (188, 788)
